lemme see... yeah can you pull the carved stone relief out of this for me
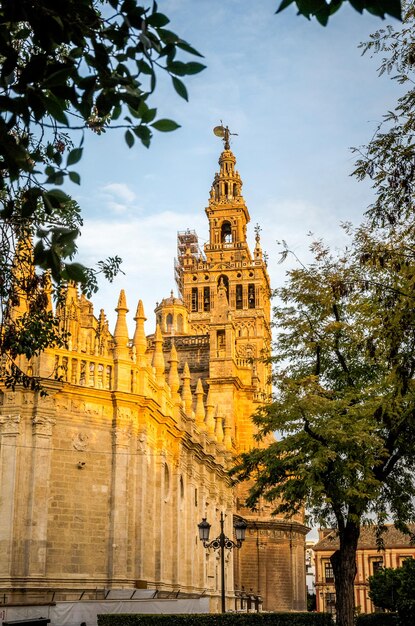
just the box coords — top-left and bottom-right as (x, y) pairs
(32, 415), (56, 437)
(72, 432), (89, 451)
(0, 414), (21, 435)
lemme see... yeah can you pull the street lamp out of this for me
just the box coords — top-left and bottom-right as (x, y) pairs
(198, 512), (247, 613)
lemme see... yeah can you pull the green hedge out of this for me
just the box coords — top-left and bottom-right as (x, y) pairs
(355, 614), (399, 626)
(98, 613), (334, 626)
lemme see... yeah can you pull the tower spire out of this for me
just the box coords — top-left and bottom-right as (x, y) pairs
(152, 323), (165, 383)
(133, 300), (147, 366)
(113, 290), (129, 360)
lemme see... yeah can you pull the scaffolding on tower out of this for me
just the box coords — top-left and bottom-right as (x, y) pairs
(174, 229), (205, 296)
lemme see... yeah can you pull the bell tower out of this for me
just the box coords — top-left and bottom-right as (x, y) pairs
(175, 126), (272, 451)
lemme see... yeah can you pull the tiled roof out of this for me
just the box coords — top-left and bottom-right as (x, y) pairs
(313, 524), (415, 551)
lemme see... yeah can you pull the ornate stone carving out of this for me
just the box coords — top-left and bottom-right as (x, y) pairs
(72, 432), (89, 451)
(137, 430), (147, 452)
(117, 407), (131, 420)
(85, 403), (100, 415)
(114, 426), (131, 447)
(4, 392), (16, 405)
(32, 415), (56, 436)
(0, 414), (20, 435)
(236, 343), (256, 358)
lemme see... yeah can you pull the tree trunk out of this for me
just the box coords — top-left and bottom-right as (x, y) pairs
(331, 521), (360, 626)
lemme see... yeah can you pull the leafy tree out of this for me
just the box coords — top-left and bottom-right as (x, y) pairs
(0, 0), (203, 387)
(231, 224), (415, 626)
(368, 565), (400, 612)
(397, 558), (415, 626)
(369, 558), (415, 625)
(276, 0), (402, 26)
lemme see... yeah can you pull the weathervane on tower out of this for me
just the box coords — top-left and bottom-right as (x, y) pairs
(213, 122), (238, 150)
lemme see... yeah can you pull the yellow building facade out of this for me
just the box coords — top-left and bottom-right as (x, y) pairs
(314, 525), (415, 615)
(0, 138), (308, 612)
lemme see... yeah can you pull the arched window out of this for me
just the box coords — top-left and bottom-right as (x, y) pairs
(221, 221), (232, 243)
(236, 284), (243, 309)
(166, 313), (173, 332)
(203, 287), (210, 312)
(248, 284), (256, 309)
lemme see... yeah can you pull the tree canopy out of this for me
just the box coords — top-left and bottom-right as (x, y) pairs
(0, 0), (204, 388)
(369, 558), (415, 625)
(0, 0), (204, 285)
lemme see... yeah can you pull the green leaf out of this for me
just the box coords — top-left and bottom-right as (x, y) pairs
(176, 40), (204, 58)
(33, 240), (47, 266)
(125, 129), (135, 148)
(157, 28), (180, 44)
(68, 171), (81, 185)
(141, 107), (157, 123)
(21, 187), (42, 217)
(147, 12), (170, 27)
(63, 262), (87, 283)
(348, 0), (365, 13)
(137, 58), (154, 75)
(167, 61), (188, 76)
(44, 188), (71, 208)
(184, 62), (206, 75)
(172, 76), (188, 101)
(315, 2), (331, 24)
(367, 0), (401, 19)
(151, 118), (180, 132)
(112, 104), (122, 120)
(380, 0), (402, 19)
(43, 67), (72, 88)
(66, 147), (83, 166)
(43, 94), (69, 125)
(133, 125), (152, 148)
(42, 193), (53, 215)
(276, 0), (295, 13)
(46, 171), (65, 185)
(0, 199), (14, 219)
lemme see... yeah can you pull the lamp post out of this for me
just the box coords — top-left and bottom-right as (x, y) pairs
(198, 512), (247, 613)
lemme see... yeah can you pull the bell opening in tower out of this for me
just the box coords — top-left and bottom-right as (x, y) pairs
(248, 283), (256, 309)
(221, 221), (232, 244)
(203, 286), (210, 312)
(236, 284), (243, 310)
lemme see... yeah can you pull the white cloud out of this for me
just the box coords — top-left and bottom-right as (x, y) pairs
(102, 182), (136, 204)
(76, 210), (207, 331)
(106, 201), (130, 215)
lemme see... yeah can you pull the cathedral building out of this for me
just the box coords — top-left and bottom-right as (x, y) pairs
(0, 134), (308, 614)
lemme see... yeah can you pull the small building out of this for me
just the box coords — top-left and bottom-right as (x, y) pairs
(313, 524), (415, 615)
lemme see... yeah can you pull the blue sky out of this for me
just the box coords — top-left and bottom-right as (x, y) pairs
(71, 1), (402, 332)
